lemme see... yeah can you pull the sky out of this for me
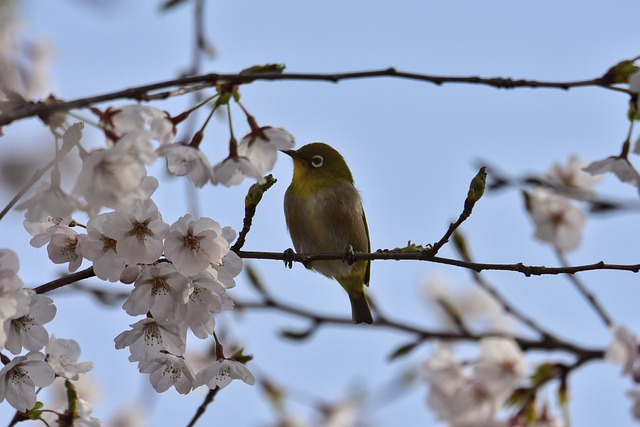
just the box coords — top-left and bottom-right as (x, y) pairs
(1, 0), (640, 425)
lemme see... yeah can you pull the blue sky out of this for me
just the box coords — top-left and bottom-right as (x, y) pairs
(2, 0), (640, 425)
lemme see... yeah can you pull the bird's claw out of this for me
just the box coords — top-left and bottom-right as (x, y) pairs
(283, 248), (295, 269)
(343, 244), (355, 265)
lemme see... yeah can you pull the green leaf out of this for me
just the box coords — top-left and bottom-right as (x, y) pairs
(387, 341), (419, 361)
(159, 0), (189, 11)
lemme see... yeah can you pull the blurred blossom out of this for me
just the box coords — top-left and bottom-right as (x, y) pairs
(424, 276), (514, 333)
(546, 155), (602, 196)
(528, 188), (586, 252)
(0, 1), (51, 100)
(158, 143), (213, 188)
(103, 105), (175, 146)
(73, 148), (148, 216)
(628, 389), (640, 421)
(108, 405), (150, 427)
(46, 336), (93, 380)
(605, 325), (638, 376)
(474, 337), (527, 399)
(583, 156), (640, 189)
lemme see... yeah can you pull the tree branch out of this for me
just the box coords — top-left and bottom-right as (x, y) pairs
(0, 68), (628, 127)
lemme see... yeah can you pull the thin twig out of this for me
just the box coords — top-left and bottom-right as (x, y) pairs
(555, 249), (614, 328)
(0, 159), (55, 221)
(0, 68), (629, 127)
(234, 249), (640, 276)
(186, 387), (220, 427)
(233, 296), (604, 362)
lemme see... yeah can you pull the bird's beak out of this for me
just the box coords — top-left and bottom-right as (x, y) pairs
(281, 149), (305, 161)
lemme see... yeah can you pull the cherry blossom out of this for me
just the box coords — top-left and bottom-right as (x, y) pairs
(528, 188), (586, 252)
(114, 318), (186, 364)
(583, 156), (640, 189)
(5, 291), (56, 354)
(474, 337), (527, 399)
(139, 352), (196, 394)
(211, 154), (264, 186)
(158, 143), (213, 187)
(46, 227), (83, 272)
(546, 155), (602, 196)
(103, 104), (175, 146)
(605, 324), (638, 376)
(122, 263), (190, 323)
(73, 147), (148, 216)
(164, 214), (231, 276)
(102, 198), (168, 265)
(76, 213), (126, 282)
(196, 358), (256, 389)
(0, 351), (55, 411)
(237, 127), (295, 175)
(45, 336), (93, 380)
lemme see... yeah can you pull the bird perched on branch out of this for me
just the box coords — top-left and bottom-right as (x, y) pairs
(283, 142), (373, 324)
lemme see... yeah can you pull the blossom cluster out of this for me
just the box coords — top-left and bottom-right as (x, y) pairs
(0, 104), (292, 418)
(0, 248), (95, 420)
(424, 338), (530, 427)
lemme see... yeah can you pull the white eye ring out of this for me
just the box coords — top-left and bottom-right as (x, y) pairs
(311, 155), (324, 168)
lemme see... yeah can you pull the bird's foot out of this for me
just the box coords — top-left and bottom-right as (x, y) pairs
(343, 245), (355, 266)
(283, 248), (295, 269)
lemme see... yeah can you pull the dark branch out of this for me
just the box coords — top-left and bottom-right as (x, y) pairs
(0, 69), (627, 127)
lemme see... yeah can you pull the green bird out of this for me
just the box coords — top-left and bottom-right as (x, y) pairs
(283, 142), (373, 325)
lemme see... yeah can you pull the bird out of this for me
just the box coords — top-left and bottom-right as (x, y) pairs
(283, 142), (373, 324)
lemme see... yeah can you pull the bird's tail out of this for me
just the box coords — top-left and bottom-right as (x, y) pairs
(348, 291), (373, 325)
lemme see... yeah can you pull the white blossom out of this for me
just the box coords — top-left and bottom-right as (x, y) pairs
(139, 352), (196, 394)
(47, 227), (83, 272)
(5, 291), (56, 354)
(583, 156), (640, 189)
(45, 336), (93, 380)
(196, 358), (255, 389)
(605, 324), (638, 376)
(123, 263), (190, 323)
(73, 147), (148, 216)
(15, 176), (79, 222)
(77, 213), (126, 282)
(0, 351), (55, 412)
(158, 143), (213, 187)
(546, 155), (601, 196)
(104, 104), (174, 146)
(164, 215), (231, 276)
(102, 198), (168, 265)
(474, 337), (527, 399)
(23, 215), (75, 248)
(114, 318), (186, 364)
(528, 188), (586, 252)
(211, 155), (264, 186)
(237, 127), (295, 175)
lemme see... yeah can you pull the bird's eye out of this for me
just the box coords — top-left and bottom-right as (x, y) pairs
(311, 155), (324, 168)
